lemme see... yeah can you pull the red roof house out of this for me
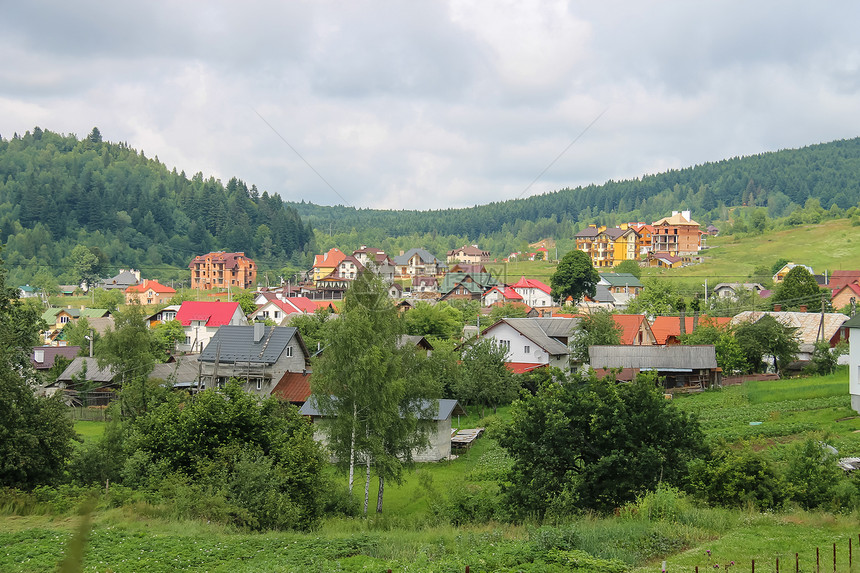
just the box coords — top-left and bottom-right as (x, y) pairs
(650, 315), (732, 345)
(175, 301), (248, 353)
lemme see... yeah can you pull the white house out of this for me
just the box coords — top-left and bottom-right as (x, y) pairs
(300, 397), (466, 462)
(479, 317), (579, 372)
(510, 276), (553, 307)
(175, 301), (248, 353)
(846, 315), (860, 413)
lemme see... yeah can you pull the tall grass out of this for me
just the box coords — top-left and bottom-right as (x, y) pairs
(745, 368), (848, 404)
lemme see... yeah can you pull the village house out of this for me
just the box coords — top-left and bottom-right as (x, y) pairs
(479, 317), (580, 372)
(731, 310), (850, 368)
(41, 307), (112, 343)
(511, 276), (553, 308)
(197, 324), (310, 396)
(31, 345), (81, 372)
(352, 247), (396, 282)
(145, 304), (180, 328)
(175, 301), (248, 353)
(650, 315), (732, 345)
(612, 314), (658, 346)
(447, 245), (491, 264)
(189, 252), (257, 290)
(772, 263), (814, 284)
(393, 248), (447, 278)
(411, 276), (438, 295)
(482, 285), (523, 307)
(575, 225), (639, 267)
(439, 272), (499, 302)
(98, 269), (140, 291)
(124, 279), (176, 306)
(311, 248), (346, 281)
(712, 283), (765, 300)
(846, 314), (860, 413)
(299, 397), (466, 462)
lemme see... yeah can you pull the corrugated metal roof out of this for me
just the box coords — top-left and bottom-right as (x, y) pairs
(150, 356), (199, 385)
(588, 345), (717, 370)
(300, 396), (464, 421)
(199, 325), (300, 364)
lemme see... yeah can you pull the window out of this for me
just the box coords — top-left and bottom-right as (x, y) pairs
(286, 346), (293, 357)
(185, 336), (191, 345)
(59, 315), (70, 324)
(524, 345), (530, 354)
(499, 339), (511, 351)
(256, 379), (262, 390)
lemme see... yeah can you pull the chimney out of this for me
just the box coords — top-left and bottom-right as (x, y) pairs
(774, 304), (782, 312)
(399, 250), (404, 256)
(799, 305), (808, 313)
(254, 322), (265, 342)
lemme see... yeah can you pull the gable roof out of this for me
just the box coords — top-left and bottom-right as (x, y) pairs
(176, 301), (242, 327)
(588, 345), (718, 370)
(125, 279), (176, 294)
(832, 283), (860, 299)
(199, 325), (306, 365)
(652, 212), (700, 226)
(57, 356), (116, 384)
(731, 311), (849, 351)
(392, 248), (442, 266)
(482, 286), (523, 301)
(650, 315), (732, 344)
(575, 226), (601, 238)
(31, 346), (80, 369)
(271, 371), (312, 403)
(150, 356), (200, 386)
(611, 314), (651, 345)
(511, 276), (552, 294)
(300, 397), (464, 421)
(101, 269), (140, 287)
(598, 273), (644, 288)
(483, 317), (579, 356)
(828, 270), (860, 291)
(313, 248), (346, 269)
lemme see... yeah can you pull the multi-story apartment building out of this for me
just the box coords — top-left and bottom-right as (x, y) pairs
(651, 211), (701, 256)
(189, 252), (257, 290)
(575, 225), (639, 268)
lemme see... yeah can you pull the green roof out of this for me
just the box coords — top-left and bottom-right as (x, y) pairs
(599, 273), (643, 288)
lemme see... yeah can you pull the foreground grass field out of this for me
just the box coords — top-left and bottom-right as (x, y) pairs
(5, 371), (859, 572)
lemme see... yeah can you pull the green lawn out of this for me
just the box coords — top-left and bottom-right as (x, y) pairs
(73, 420), (106, 443)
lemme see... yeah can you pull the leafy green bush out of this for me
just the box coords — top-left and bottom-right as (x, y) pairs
(431, 483), (501, 525)
(688, 442), (786, 510)
(783, 437), (857, 510)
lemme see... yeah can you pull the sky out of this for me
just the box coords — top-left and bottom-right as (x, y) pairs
(3, 1), (860, 211)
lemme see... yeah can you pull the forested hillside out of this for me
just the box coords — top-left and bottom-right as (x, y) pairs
(295, 138), (860, 258)
(0, 127), (315, 287)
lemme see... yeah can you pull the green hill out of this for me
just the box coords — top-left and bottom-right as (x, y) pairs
(0, 127), (314, 287)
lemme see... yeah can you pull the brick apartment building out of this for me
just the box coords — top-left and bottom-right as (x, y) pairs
(189, 252), (257, 290)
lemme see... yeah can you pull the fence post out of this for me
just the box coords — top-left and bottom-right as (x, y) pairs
(752, 558), (755, 572)
(817, 547), (820, 573)
(851, 537), (854, 567)
(796, 552), (799, 573)
(776, 557), (779, 573)
(835, 542), (837, 572)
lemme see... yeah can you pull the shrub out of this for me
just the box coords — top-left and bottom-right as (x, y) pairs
(688, 442), (786, 510)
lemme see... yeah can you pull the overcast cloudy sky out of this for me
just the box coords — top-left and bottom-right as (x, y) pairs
(2, 1), (860, 210)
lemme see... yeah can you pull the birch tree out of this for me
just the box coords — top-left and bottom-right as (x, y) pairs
(311, 271), (439, 514)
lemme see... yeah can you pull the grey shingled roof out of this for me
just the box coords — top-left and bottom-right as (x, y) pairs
(199, 325), (302, 364)
(392, 248), (443, 266)
(300, 397), (464, 421)
(588, 345), (717, 370)
(490, 317), (579, 356)
(592, 284), (615, 303)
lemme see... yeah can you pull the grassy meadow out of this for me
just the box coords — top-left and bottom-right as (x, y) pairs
(4, 371), (860, 571)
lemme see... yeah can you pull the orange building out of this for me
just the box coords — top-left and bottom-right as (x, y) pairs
(125, 280), (176, 306)
(189, 252), (257, 290)
(651, 211), (702, 256)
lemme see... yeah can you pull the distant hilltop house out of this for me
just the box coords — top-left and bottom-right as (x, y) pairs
(447, 245), (490, 264)
(189, 252), (257, 290)
(712, 283), (765, 300)
(772, 263), (814, 284)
